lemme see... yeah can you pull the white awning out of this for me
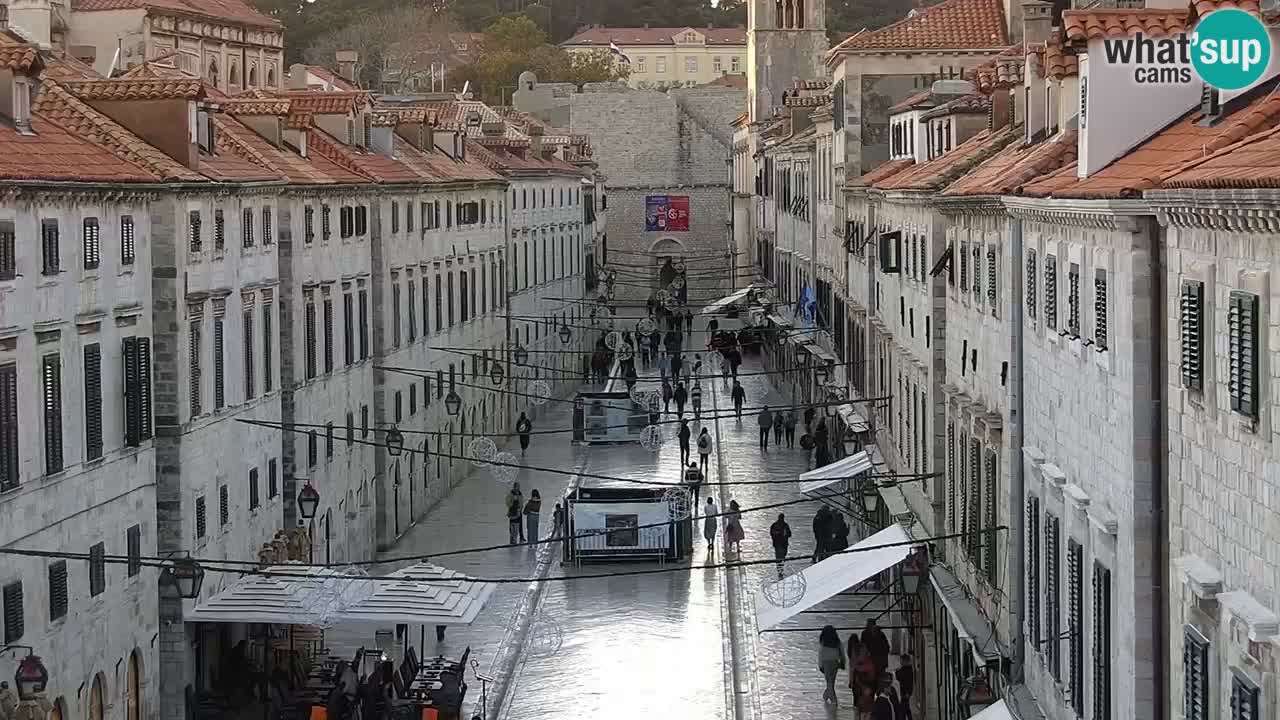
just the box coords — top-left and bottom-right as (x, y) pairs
(807, 343), (839, 365)
(798, 450), (872, 495)
(184, 563), (495, 627)
(971, 700), (1013, 720)
(700, 284), (760, 316)
(837, 403), (870, 433)
(755, 523), (913, 630)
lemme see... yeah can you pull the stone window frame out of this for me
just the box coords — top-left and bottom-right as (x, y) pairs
(1090, 246), (1114, 372)
(1226, 269), (1269, 436)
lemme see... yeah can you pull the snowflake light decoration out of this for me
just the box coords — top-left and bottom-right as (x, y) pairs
(638, 317), (657, 334)
(661, 486), (692, 520)
(491, 451), (519, 483)
(639, 424), (664, 452)
(604, 331), (623, 351)
(528, 380), (552, 406)
(655, 289), (672, 305)
(467, 437), (498, 468)
(615, 342), (635, 362)
(761, 564), (809, 608)
(669, 275), (686, 291)
(526, 614), (564, 660)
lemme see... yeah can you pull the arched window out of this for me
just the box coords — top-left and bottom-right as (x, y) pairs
(796, 0), (805, 27)
(206, 59), (219, 86)
(228, 61), (240, 87)
(266, 65), (277, 87)
(127, 650), (143, 720)
(90, 674), (106, 720)
(248, 66), (257, 87)
(775, 0), (784, 26)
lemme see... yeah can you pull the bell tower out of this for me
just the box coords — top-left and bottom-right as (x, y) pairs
(747, 0), (829, 122)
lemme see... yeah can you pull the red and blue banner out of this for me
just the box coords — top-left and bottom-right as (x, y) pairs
(645, 195), (690, 232)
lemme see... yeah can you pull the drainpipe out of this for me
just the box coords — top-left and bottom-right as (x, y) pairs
(1008, 215), (1027, 681)
(1151, 218), (1168, 720)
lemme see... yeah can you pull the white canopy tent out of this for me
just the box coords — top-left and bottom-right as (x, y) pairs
(755, 523), (914, 630)
(971, 699), (1014, 720)
(798, 450), (872, 495)
(184, 563), (496, 627)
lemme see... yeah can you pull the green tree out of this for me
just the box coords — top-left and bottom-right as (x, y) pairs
(304, 5), (461, 89)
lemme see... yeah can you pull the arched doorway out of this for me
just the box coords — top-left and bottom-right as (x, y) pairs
(127, 650), (142, 720)
(89, 673), (106, 720)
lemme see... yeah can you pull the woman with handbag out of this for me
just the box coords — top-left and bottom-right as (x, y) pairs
(818, 625), (846, 705)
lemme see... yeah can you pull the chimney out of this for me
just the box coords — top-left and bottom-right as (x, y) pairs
(287, 62), (309, 90)
(1022, 0), (1053, 46)
(480, 121), (504, 136)
(7, 0), (53, 48)
(335, 49), (359, 84)
(989, 89), (1012, 130)
(1, 64), (36, 132)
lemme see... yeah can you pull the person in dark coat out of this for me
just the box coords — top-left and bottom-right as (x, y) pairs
(678, 420), (692, 467)
(812, 507), (830, 562)
(671, 353), (684, 381)
(728, 348), (742, 378)
(685, 462), (704, 508)
(896, 654), (916, 720)
(674, 382), (688, 417)
(683, 309), (694, 336)
(516, 412), (533, 455)
(871, 673), (897, 720)
(829, 511), (850, 554)
(770, 513), (792, 575)
(690, 382), (703, 420)
(814, 419), (832, 468)
(757, 405), (773, 450)
(731, 381), (747, 418)
(662, 378), (674, 413)
(860, 619), (892, 679)
(803, 406), (817, 433)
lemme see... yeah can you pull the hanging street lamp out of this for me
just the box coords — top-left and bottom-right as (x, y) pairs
(385, 426), (405, 457)
(160, 554), (206, 600)
(860, 479), (880, 514)
(959, 672), (996, 716)
(490, 362), (506, 386)
(558, 324), (572, 345)
(13, 653), (49, 699)
(297, 481), (320, 520)
(514, 345), (530, 366)
(445, 389), (463, 417)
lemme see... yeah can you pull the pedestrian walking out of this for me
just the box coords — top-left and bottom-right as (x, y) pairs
(697, 427), (712, 473)
(506, 482), (524, 544)
(671, 353), (684, 381)
(803, 406), (817, 434)
(812, 506), (831, 562)
(684, 309), (694, 336)
(674, 382), (688, 417)
(708, 318), (719, 335)
(691, 382), (703, 420)
(703, 497), (718, 557)
(783, 409), (798, 448)
(678, 420), (692, 467)
(516, 412), (533, 455)
(829, 511), (850, 554)
(814, 419), (831, 467)
(770, 514), (792, 575)
(872, 674), (896, 720)
(524, 489), (542, 544)
(757, 405), (773, 450)
(720, 352), (731, 385)
(658, 352), (671, 381)
(685, 461), (704, 508)
(895, 655), (916, 720)
(640, 335), (652, 369)
(693, 354), (704, 383)
(680, 353), (691, 384)
(851, 644), (877, 717)
(817, 625), (846, 705)
(551, 502), (565, 539)
(861, 619), (892, 679)
(773, 409), (784, 445)
(729, 348), (742, 378)
(661, 378), (674, 413)
(725, 499), (745, 554)
(731, 381), (747, 418)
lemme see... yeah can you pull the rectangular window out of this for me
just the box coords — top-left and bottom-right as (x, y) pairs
(967, 437), (981, 558)
(213, 209), (225, 251)
(355, 206), (368, 236)
(1231, 672), (1260, 720)
(946, 422), (956, 532)
(959, 241), (968, 290)
(359, 289), (370, 360)
(340, 207), (352, 239)
(323, 295), (334, 373)
(391, 202), (400, 234)
(408, 281), (417, 343)
(422, 276), (429, 336)
(248, 467), (260, 510)
(42, 218), (60, 274)
(262, 299), (273, 392)
(262, 207), (273, 244)
(242, 208), (254, 247)
(268, 458), (278, 498)
(346, 411), (354, 448)
(1045, 513), (1062, 680)
(48, 562), (68, 620)
(218, 483), (229, 526)
(1180, 280), (1204, 391)
(1068, 262), (1081, 335)
(343, 292), (355, 366)
(361, 405), (369, 437)
(406, 201), (414, 232)
(195, 495), (207, 538)
(126, 524), (141, 577)
(243, 309), (255, 399)
(308, 431), (317, 467)
(212, 315), (225, 410)
(1045, 255), (1058, 330)
(3, 582), (23, 643)
(1067, 539), (1085, 715)
(1093, 562), (1112, 720)
(1184, 628), (1209, 720)
(971, 244), (982, 300)
(656, 56), (666, 73)
(1, 366), (19, 491)
(1026, 249), (1037, 320)
(460, 270), (470, 322)
(0, 220), (16, 280)
(89, 542), (106, 596)
(304, 297), (317, 379)
(84, 343), (103, 460)
(1027, 496), (1042, 649)
(434, 275), (443, 330)
(120, 215), (135, 266)
(1228, 291), (1260, 420)
(1093, 269), (1108, 350)
(392, 281), (402, 347)
(447, 272), (455, 326)
(409, 384), (417, 415)
(395, 391), (403, 423)
(189, 320), (202, 416)
(983, 448), (998, 581)
(41, 353), (63, 474)
(685, 56), (696, 73)
(322, 205), (332, 241)
(304, 205), (315, 243)
(713, 56), (722, 72)
(82, 217), (101, 269)
(325, 422), (334, 459)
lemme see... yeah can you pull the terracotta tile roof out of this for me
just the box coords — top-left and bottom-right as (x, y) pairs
(297, 65), (358, 91)
(1024, 90), (1280, 198)
(562, 26), (746, 47)
(276, 90), (370, 115)
(194, 115), (284, 182)
(876, 124), (1020, 191)
(828, 0), (1007, 53)
(921, 94), (989, 120)
(212, 114), (357, 185)
(1062, 9), (1187, 42)
(465, 140), (583, 177)
(849, 158), (915, 188)
(1159, 124), (1280, 188)
(0, 114), (159, 182)
(42, 50), (102, 80)
(973, 44), (1025, 91)
(1192, 0), (1259, 18)
(34, 80), (203, 182)
(221, 98), (292, 116)
(943, 129), (1078, 196)
(0, 44), (41, 73)
(60, 78), (204, 101)
(1037, 34), (1079, 79)
(704, 73), (747, 89)
(307, 129), (422, 183)
(889, 90), (937, 114)
(71, 0), (279, 28)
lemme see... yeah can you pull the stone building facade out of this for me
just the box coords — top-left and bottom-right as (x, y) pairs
(0, 32), (602, 720)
